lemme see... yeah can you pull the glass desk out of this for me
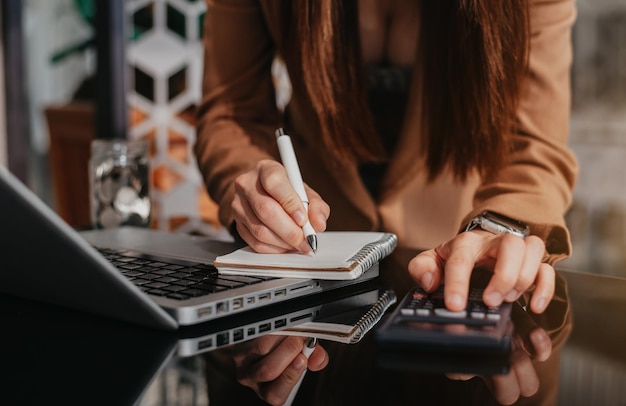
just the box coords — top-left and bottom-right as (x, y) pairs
(0, 247), (624, 406)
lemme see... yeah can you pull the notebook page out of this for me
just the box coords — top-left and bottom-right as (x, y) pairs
(214, 232), (386, 270)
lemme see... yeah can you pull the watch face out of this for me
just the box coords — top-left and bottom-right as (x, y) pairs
(481, 211), (529, 237)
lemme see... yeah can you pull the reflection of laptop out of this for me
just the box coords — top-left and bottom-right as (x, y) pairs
(177, 280), (394, 357)
(0, 165), (379, 330)
(0, 279), (389, 405)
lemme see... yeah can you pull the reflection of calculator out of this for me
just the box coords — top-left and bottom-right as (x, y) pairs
(375, 282), (513, 374)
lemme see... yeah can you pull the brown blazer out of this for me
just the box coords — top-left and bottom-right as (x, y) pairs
(195, 0), (578, 264)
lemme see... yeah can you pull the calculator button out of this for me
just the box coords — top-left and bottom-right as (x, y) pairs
(416, 308), (431, 317)
(400, 308), (415, 316)
(434, 308), (467, 318)
(470, 312), (486, 319)
(469, 303), (487, 313)
(486, 306), (501, 321)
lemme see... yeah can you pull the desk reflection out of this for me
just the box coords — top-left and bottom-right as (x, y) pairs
(0, 279), (388, 405)
(203, 249), (572, 406)
(5, 257), (626, 405)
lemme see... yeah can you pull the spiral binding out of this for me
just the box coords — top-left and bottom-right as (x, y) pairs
(349, 289), (397, 344)
(346, 233), (398, 274)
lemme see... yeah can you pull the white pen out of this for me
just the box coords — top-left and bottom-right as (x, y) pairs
(275, 128), (318, 253)
(283, 337), (317, 406)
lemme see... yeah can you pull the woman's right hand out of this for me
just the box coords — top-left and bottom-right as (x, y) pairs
(446, 313), (554, 405)
(229, 335), (329, 405)
(232, 160), (330, 253)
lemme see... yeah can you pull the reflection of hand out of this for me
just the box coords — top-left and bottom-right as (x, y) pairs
(447, 326), (552, 405)
(231, 160), (330, 253)
(227, 334), (329, 405)
(408, 230), (554, 314)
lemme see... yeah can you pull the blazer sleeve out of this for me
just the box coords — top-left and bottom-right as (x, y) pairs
(461, 0), (579, 265)
(194, 0), (281, 229)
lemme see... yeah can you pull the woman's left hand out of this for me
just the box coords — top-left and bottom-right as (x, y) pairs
(408, 230), (554, 314)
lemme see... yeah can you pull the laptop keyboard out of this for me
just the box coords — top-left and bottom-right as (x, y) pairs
(96, 247), (274, 301)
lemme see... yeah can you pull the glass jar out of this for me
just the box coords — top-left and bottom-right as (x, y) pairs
(89, 139), (151, 229)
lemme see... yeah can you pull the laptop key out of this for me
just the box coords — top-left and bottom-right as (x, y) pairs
(122, 270), (145, 277)
(119, 263), (143, 270)
(219, 275), (267, 284)
(146, 289), (169, 296)
(166, 293), (191, 300)
(152, 268), (176, 275)
(193, 263), (215, 270)
(145, 281), (170, 289)
(155, 276), (179, 284)
(170, 271), (192, 279)
(185, 274), (206, 282)
(146, 261), (169, 268)
(181, 264), (217, 274)
(162, 285), (187, 293)
(163, 264), (185, 271)
(211, 279), (246, 288)
(172, 279), (199, 287)
(179, 288), (209, 297)
(115, 257), (137, 263)
(141, 273), (164, 280)
(195, 283), (229, 293)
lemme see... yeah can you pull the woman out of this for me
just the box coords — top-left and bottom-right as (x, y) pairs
(195, 0), (577, 403)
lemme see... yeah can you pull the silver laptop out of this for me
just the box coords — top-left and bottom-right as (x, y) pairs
(0, 165), (379, 330)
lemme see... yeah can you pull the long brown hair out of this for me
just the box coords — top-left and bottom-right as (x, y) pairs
(294, 0), (530, 181)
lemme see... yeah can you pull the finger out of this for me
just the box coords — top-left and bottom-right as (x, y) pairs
(529, 263), (555, 314)
(243, 336), (310, 384)
(483, 234), (526, 308)
(488, 371), (521, 405)
(441, 233), (482, 311)
(233, 172), (294, 251)
(407, 249), (444, 292)
(504, 236), (544, 302)
(255, 164), (312, 252)
(511, 348), (540, 398)
(248, 333), (289, 356)
(235, 223), (289, 254)
(260, 354), (308, 406)
(528, 327), (552, 362)
(530, 263), (556, 314)
(258, 161), (308, 227)
(235, 335), (289, 373)
(306, 345), (329, 372)
(233, 196), (292, 253)
(305, 184), (330, 233)
(263, 343), (329, 405)
(237, 171), (310, 252)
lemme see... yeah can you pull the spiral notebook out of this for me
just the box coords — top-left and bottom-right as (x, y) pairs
(275, 288), (397, 344)
(213, 232), (398, 280)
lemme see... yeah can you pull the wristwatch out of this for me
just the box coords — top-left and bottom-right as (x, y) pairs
(464, 211), (530, 239)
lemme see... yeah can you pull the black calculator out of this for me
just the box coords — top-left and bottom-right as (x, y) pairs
(394, 285), (509, 327)
(375, 283), (513, 374)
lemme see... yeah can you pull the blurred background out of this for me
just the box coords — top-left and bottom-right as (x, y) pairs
(1, 0), (626, 276)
